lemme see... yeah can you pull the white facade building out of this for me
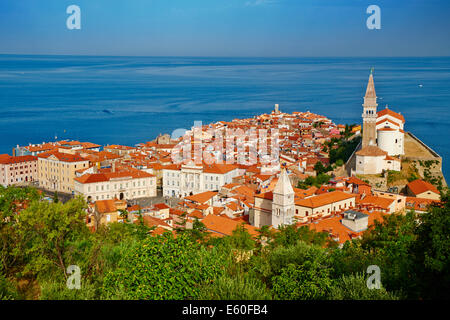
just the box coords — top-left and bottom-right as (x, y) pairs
(162, 163), (240, 198)
(74, 168), (157, 202)
(271, 168), (295, 228)
(354, 72), (404, 175)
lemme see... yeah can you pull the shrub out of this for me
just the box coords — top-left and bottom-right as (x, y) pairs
(198, 275), (272, 300)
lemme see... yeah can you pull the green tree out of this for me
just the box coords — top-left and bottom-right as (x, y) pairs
(329, 273), (399, 300)
(102, 233), (227, 299)
(227, 224), (256, 251)
(411, 190), (450, 299)
(187, 218), (209, 242)
(53, 191), (59, 203)
(198, 275), (272, 300)
(272, 261), (333, 300)
(16, 196), (90, 280)
(314, 161), (326, 175)
(0, 273), (20, 300)
(359, 212), (418, 296)
(0, 186), (41, 274)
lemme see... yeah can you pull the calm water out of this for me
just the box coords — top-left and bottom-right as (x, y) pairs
(0, 55), (449, 178)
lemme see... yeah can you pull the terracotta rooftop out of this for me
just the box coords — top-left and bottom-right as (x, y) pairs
(202, 214), (259, 237)
(0, 155), (37, 164)
(184, 191), (218, 204)
(295, 191), (356, 208)
(38, 151), (88, 163)
(407, 179), (439, 196)
(355, 145), (387, 157)
(377, 107), (405, 123)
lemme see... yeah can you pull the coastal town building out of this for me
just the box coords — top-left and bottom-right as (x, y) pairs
(162, 163), (240, 197)
(294, 191), (356, 223)
(355, 71), (403, 175)
(0, 154), (38, 186)
(14, 140), (101, 157)
(37, 151), (90, 193)
(252, 169), (296, 228)
(406, 179), (440, 200)
(74, 166), (157, 202)
(87, 198), (128, 230)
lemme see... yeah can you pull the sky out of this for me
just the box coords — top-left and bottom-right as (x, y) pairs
(0, 0), (449, 56)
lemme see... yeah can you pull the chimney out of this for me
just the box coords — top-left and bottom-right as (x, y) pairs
(112, 161), (116, 173)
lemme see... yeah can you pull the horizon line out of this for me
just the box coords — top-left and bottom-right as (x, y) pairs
(1, 53), (450, 59)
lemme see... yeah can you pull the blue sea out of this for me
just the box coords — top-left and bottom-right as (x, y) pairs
(0, 55), (449, 179)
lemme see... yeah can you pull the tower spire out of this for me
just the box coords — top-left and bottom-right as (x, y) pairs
(362, 70), (378, 148)
(365, 69), (376, 99)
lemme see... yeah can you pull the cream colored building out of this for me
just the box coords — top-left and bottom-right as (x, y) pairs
(406, 179), (440, 200)
(294, 191), (356, 223)
(355, 146), (401, 175)
(252, 169), (296, 229)
(355, 72), (404, 175)
(38, 151), (90, 193)
(74, 167), (157, 202)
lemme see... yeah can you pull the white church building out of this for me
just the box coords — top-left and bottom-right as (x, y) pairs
(355, 71), (403, 175)
(252, 168), (295, 229)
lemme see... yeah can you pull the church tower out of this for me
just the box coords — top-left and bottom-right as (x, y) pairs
(362, 69), (378, 147)
(272, 168), (295, 228)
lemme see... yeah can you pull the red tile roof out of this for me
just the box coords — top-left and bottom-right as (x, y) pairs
(184, 191), (218, 204)
(0, 155), (37, 164)
(38, 151), (88, 162)
(202, 214), (258, 237)
(407, 179), (439, 196)
(295, 191), (355, 208)
(377, 108), (405, 123)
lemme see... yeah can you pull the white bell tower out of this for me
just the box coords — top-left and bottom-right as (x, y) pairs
(272, 168), (295, 228)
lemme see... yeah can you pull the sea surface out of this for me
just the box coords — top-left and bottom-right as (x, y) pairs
(0, 55), (449, 178)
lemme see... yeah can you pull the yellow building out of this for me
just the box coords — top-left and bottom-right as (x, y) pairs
(88, 198), (128, 230)
(38, 151), (90, 194)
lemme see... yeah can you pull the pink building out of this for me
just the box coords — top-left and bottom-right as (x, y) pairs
(0, 154), (38, 187)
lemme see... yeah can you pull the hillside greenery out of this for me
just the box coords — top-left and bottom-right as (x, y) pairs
(0, 185), (449, 300)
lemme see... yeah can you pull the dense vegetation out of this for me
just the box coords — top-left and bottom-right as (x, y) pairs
(0, 185), (449, 300)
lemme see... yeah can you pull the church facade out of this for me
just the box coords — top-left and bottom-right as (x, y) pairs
(355, 71), (403, 175)
(252, 168), (295, 229)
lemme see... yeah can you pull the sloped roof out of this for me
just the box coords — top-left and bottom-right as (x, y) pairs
(273, 168), (294, 195)
(295, 191), (356, 208)
(407, 179), (439, 195)
(38, 151), (87, 162)
(365, 73), (376, 99)
(356, 145), (387, 157)
(202, 214), (258, 237)
(377, 107), (405, 123)
(0, 155), (37, 164)
(357, 195), (394, 210)
(184, 191), (218, 204)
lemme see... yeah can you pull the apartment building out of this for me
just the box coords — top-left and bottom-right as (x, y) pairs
(0, 154), (38, 186)
(162, 163), (239, 198)
(37, 151), (90, 193)
(74, 167), (157, 202)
